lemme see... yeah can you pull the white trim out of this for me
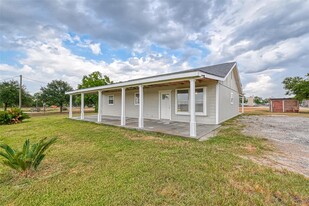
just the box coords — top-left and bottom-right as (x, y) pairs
(69, 95), (72, 118)
(100, 91), (103, 115)
(174, 87), (207, 116)
(134, 92), (139, 105)
(108, 95), (114, 105)
(215, 82), (220, 124)
(222, 63), (243, 95)
(158, 90), (172, 120)
(97, 91), (102, 122)
(138, 85), (144, 128)
(121, 88), (126, 126)
(223, 63), (237, 81)
(66, 71), (207, 95)
(189, 79), (196, 137)
(81, 93), (84, 120)
(241, 95), (244, 114)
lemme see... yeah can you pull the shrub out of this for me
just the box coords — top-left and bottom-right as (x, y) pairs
(0, 108), (30, 125)
(0, 137), (57, 176)
(0, 111), (11, 125)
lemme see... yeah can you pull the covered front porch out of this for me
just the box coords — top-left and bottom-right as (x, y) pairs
(66, 68), (244, 138)
(72, 115), (220, 139)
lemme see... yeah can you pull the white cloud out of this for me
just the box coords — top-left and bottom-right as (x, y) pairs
(20, 65), (34, 74)
(1, 0), (309, 98)
(89, 43), (101, 55)
(244, 74), (275, 97)
(0, 30), (189, 93)
(0, 64), (16, 72)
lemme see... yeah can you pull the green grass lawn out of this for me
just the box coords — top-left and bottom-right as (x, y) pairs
(0, 115), (308, 205)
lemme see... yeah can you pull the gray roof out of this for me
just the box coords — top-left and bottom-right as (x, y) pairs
(122, 61), (236, 83)
(66, 61), (240, 95)
(192, 62), (236, 78)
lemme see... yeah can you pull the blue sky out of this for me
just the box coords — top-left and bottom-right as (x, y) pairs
(0, 0), (309, 97)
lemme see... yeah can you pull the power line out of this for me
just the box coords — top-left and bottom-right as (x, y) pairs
(0, 75), (19, 82)
(23, 76), (48, 85)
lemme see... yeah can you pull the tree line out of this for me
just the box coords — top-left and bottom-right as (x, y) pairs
(0, 71), (112, 112)
(1, 72), (308, 112)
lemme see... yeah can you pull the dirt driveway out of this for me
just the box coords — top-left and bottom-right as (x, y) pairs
(240, 115), (309, 178)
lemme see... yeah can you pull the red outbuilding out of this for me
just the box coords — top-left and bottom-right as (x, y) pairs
(269, 98), (299, 113)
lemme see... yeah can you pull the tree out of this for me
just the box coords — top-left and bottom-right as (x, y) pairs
(77, 71), (112, 111)
(254, 96), (263, 105)
(0, 80), (33, 110)
(41, 80), (73, 112)
(239, 96), (248, 104)
(33, 92), (44, 107)
(282, 73), (309, 101)
(0, 81), (19, 110)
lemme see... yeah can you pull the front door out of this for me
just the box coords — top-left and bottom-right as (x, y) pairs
(160, 91), (171, 120)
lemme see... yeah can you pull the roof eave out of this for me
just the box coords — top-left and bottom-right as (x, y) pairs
(222, 63), (243, 95)
(65, 71), (219, 95)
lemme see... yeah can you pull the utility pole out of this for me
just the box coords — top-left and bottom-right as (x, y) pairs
(19, 75), (22, 108)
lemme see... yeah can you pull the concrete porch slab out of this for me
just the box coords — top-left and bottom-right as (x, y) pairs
(72, 115), (220, 139)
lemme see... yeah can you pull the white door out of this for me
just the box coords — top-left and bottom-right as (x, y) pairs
(160, 91), (171, 120)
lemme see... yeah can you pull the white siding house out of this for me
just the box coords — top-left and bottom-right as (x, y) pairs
(66, 62), (243, 138)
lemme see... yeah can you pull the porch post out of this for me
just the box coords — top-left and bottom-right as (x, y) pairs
(189, 79), (196, 137)
(97, 91), (102, 122)
(69, 94), (73, 118)
(138, 85), (144, 128)
(121, 87), (126, 126)
(215, 82), (220, 124)
(81, 93), (84, 120)
(241, 95), (244, 114)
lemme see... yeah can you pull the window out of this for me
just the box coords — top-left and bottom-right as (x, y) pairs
(230, 92), (234, 104)
(195, 88), (204, 113)
(175, 87), (207, 115)
(176, 89), (189, 113)
(134, 93), (139, 105)
(108, 95), (114, 105)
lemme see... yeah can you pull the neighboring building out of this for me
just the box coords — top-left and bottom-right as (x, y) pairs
(247, 96), (254, 106)
(302, 100), (309, 107)
(66, 62), (243, 138)
(269, 98), (299, 113)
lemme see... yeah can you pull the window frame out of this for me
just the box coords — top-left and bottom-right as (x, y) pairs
(230, 92), (234, 105)
(108, 95), (114, 105)
(175, 87), (207, 116)
(134, 93), (139, 105)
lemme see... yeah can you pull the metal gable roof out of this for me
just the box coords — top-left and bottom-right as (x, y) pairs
(117, 61), (236, 82)
(66, 62), (240, 95)
(193, 62), (236, 78)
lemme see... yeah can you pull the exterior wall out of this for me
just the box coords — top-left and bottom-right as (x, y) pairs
(302, 100), (309, 107)
(101, 79), (217, 124)
(271, 100), (283, 112)
(270, 99), (299, 113)
(247, 96), (254, 106)
(218, 69), (240, 123)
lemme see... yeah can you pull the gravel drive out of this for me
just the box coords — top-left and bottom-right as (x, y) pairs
(239, 115), (309, 178)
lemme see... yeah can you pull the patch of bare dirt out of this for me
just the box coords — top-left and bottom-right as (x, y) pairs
(239, 115), (309, 178)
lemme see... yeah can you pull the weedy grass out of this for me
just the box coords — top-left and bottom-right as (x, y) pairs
(0, 115), (308, 205)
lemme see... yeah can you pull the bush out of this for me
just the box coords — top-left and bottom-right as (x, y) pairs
(0, 137), (57, 176)
(0, 111), (11, 125)
(0, 108), (30, 125)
